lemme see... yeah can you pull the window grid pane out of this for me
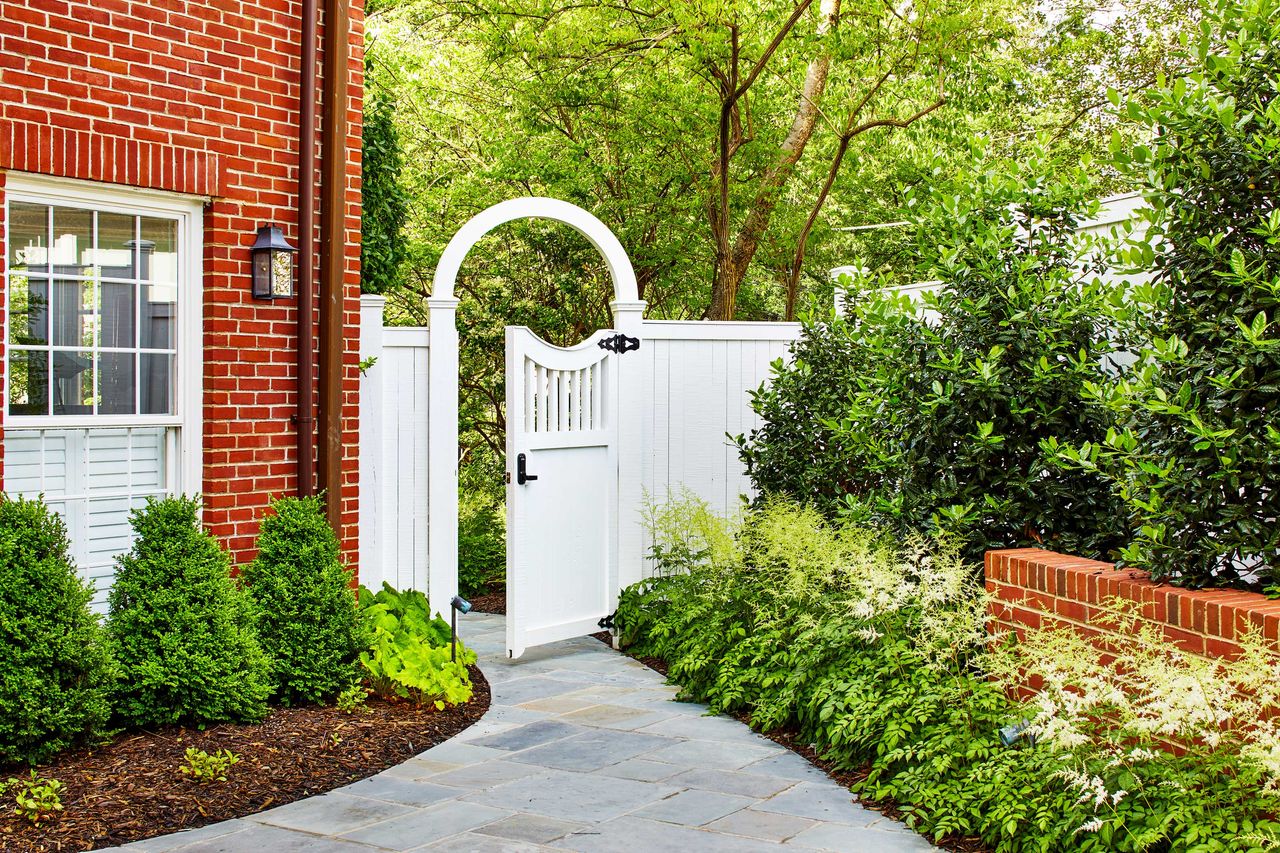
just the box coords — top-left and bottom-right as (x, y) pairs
(5, 199), (181, 419)
(3, 186), (192, 613)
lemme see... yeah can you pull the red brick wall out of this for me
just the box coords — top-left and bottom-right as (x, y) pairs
(0, 0), (365, 570)
(986, 548), (1280, 660)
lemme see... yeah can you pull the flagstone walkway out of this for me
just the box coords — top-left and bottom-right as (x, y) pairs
(118, 613), (934, 852)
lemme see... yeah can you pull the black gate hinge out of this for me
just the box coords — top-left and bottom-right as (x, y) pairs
(598, 334), (640, 354)
(597, 612), (616, 630)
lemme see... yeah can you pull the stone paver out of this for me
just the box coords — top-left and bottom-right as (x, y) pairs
(633, 788), (757, 826)
(114, 613), (936, 852)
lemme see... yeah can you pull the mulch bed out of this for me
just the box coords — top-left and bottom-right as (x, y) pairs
(0, 666), (490, 853)
(469, 591), (506, 615)
(591, 633), (987, 853)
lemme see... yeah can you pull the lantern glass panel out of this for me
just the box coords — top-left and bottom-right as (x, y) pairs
(271, 249), (293, 297)
(252, 250), (272, 298)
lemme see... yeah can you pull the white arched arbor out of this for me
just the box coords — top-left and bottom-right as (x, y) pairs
(425, 198), (648, 616)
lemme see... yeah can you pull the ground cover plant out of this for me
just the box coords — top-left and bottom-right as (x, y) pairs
(106, 496), (272, 727)
(358, 583), (476, 708)
(242, 496), (368, 705)
(2, 771), (65, 826)
(616, 493), (1280, 851)
(737, 147), (1127, 563)
(179, 748), (240, 783)
(0, 497), (115, 766)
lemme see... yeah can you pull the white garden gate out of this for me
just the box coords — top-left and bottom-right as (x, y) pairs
(505, 327), (622, 658)
(358, 197), (800, 660)
(427, 198), (646, 659)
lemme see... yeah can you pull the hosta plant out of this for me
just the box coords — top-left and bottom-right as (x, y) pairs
(357, 584), (474, 709)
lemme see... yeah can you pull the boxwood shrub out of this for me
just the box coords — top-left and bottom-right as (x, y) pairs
(0, 497), (115, 765)
(242, 496), (366, 705)
(107, 496), (271, 727)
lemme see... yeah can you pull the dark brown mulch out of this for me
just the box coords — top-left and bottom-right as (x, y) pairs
(469, 591), (506, 615)
(0, 666), (490, 853)
(590, 633), (988, 853)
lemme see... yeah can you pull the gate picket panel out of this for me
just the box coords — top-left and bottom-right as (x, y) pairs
(505, 327), (620, 659)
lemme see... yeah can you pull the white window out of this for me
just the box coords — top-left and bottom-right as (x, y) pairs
(3, 174), (203, 605)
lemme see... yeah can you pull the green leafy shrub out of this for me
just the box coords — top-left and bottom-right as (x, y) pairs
(360, 89), (408, 294)
(242, 496), (366, 705)
(0, 496), (115, 765)
(107, 496), (271, 727)
(616, 494), (1280, 851)
(2, 771), (64, 825)
(458, 486), (505, 597)
(357, 584), (475, 709)
(1050, 0), (1280, 589)
(179, 747), (240, 783)
(738, 145), (1127, 563)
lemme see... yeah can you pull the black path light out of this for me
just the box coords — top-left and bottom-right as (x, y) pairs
(250, 224), (297, 300)
(450, 595), (472, 663)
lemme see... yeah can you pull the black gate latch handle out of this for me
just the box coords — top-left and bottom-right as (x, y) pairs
(517, 453), (538, 485)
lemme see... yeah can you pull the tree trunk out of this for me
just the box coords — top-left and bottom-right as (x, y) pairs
(706, 0), (840, 320)
(782, 95), (947, 319)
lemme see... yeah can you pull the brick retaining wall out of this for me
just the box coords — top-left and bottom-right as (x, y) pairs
(985, 548), (1280, 659)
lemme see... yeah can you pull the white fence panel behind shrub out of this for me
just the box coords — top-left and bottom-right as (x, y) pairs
(359, 295), (431, 594)
(634, 321), (800, 573)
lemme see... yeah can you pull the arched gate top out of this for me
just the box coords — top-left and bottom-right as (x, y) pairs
(430, 197), (641, 305)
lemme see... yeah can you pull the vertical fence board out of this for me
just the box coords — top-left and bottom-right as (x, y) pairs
(359, 322), (431, 596)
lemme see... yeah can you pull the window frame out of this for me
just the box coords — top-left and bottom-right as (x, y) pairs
(3, 172), (204, 497)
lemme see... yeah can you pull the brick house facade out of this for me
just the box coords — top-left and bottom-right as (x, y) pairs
(0, 0), (365, 598)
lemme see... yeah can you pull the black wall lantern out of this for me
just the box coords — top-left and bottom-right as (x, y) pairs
(251, 225), (297, 300)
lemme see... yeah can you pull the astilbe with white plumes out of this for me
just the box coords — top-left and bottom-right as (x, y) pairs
(739, 498), (988, 669)
(642, 494), (989, 670)
(986, 598), (1280, 834)
(833, 531), (988, 670)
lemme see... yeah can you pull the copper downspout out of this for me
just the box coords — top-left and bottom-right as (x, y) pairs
(297, 0), (318, 498)
(318, 0), (350, 530)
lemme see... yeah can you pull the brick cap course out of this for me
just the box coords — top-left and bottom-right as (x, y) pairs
(985, 547), (1280, 658)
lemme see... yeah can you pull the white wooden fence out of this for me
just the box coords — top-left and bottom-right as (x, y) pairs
(359, 295), (431, 592)
(637, 321), (798, 559)
(358, 295), (799, 598)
